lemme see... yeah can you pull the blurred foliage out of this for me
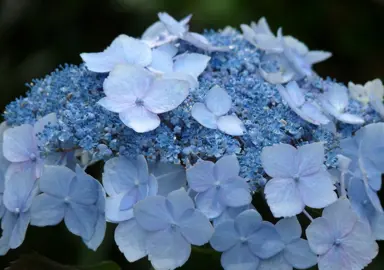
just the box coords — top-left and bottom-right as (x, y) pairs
(0, 0), (383, 269)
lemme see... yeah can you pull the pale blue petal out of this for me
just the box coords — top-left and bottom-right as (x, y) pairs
(33, 113), (57, 146)
(296, 142), (324, 176)
(9, 212), (30, 249)
(248, 222), (285, 259)
(39, 165), (75, 198)
(305, 51), (332, 65)
(120, 188), (141, 211)
(166, 188), (194, 222)
(298, 170), (337, 209)
(70, 165), (99, 205)
(214, 155), (240, 183)
(5, 160), (39, 183)
(220, 177), (251, 207)
(183, 32), (229, 52)
(191, 103), (218, 129)
(234, 209), (262, 237)
(365, 186), (383, 212)
(275, 217), (301, 244)
(305, 217), (334, 255)
(186, 159), (215, 192)
(195, 187), (226, 219)
(221, 243), (259, 270)
(217, 115), (246, 136)
(3, 124), (37, 163)
(0, 210), (15, 255)
(146, 229), (191, 270)
(284, 239), (317, 269)
(143, 78), (189, 114)
(84, 213), (106, 251)
(264, 177), (304, 218)
(4, 168), (38, 212)
(371, 212), (384, 240)
(156, 43), (178, 57)
(141, 21), (167, 41)
(322, 199), (357, 238)
(261, 144), (297, 178)
(173, 53), (210, 79)
(97, 97), (133, 113)
(102, 156), (138, 196)
(359, 123), (384, 171)
(30, 194), (65, 226)
(213, 205), (253, 227)
(105, 194), (134, 223)
(115, 219), (148, 262)
(179, 209), (213, 245)
(258, 252), (291, 270)
(134, 196), (171, 231)
(210, 220), (239, 252)
(148, 162), (185, 196)
(205, 85), (232, 116)
(64, 203), (98, 241)
(158, 12), (186, 36)
(119, 105), (160, 133)
(135, 155), (149, 184)
(149, 48), (174, 73)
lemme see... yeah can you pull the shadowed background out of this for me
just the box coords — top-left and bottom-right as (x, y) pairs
(0, 0), (383, 269)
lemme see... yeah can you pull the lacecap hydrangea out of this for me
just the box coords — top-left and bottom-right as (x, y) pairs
(1, 12), (384, 270)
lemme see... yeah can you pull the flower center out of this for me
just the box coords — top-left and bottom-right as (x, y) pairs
(334, 238), (342, 246)
(135, 98), (144, 107)
(15, 207), (20, 213)
(134, 179), (140, 186)
(30, 153), (37, 162)
(240, 237), (247, 244)
(64, 196), (71, 202)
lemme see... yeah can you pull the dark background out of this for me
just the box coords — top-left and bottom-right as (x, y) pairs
(0, 0), (383, 269)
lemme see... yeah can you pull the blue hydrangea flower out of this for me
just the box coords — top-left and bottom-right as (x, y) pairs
(158, 12), (229, 52)
(348, 177), (384, 241)
(191, 85), (246, 136)
(0, 122), (10, 219)
(213, 204), (254, 227)
(210, 209), (284, 270)
(277, 81), (329, 125)
(306, 199), (378, 270)
(2, 113), (57, 181)
(128, 188), (213, 269)
(320, 83), (365, 124)
(30, 165), (103, 246)
(0, 168), (38, 254)
(258, 217), (317, 270)
(98, 64), (190, 133)
(262, 142), (337, 217)
(102, 155), (157, 222)
(187, 155), (251, 219)
(80, 35), (152, 73)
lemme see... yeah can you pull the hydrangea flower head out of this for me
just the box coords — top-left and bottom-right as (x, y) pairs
(131, 188), (213, 269)
(30, 165), (104, 247)
(191, 85), (246, 136)
(187, 155), (251, 219)
(262, 142), (337, 217)
(98, 64), (190, 132)
(102, 155), (157, 222)
(306, 199), (378, 270)
(210, 209), (285, 270)
(80, 35), (152, 73)
(2, 113), (57, 180)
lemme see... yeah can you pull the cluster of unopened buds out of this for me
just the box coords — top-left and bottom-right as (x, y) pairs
(1, 12), (384, 270)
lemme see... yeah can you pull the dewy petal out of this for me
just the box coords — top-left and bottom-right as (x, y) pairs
(179, 209), (214, 246)
(234, 209), (262, 237)
(220, 177), (251, 207)
(305, 217), (334, 255)
(217, 115), (246, 136)
(298, 170), (337, 209)
(3, 125), (37, 163)
(186, 159), (215, 192)
(304, 50), (332, 65)
(210, 220), (239, 252)
(105, 194), (134, 223)
(39, 165), (75, 198)
(119, 106), (160, 133)
(214, 155), (240, 182)
(191, 103), (218, 129)
(221, 243), (259, 270)
(264, 178), (304, 218)
(195, 187), (226, 219)
(143, 78), (189, 114)
(30, 194), (65, 226)
(9, 212), (30, 249)
(134, 196), (171, 231)
(81, 35), (152, 72)
(146, 229), (191, 270)
(284, 239), (317, 269)
(115, 219), (148, 262)
(275, 217), (302, 244)
(173, 53), (211, 79)
(248, 222), (285, 259)
(205, 85), (232, 116)
(261, 143), (297, 178)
